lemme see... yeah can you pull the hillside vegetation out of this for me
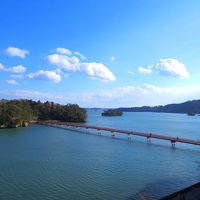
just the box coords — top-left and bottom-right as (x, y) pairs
(118, 100), (200, 114)
(102, 109), (123, 116)
(0, 99), (87, 128)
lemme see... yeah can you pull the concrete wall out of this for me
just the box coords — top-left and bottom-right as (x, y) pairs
(160, 182), (200, 200)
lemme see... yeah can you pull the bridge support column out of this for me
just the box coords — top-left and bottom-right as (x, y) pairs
(76, 126), (80, 131)
(147, 133), (152, 143)
(128, 134), (131, 141)
(86, 128), (90, 134)
(97, 130), (101, 136)
(111, 132), (115, 138)
(171, 141), (176, 148)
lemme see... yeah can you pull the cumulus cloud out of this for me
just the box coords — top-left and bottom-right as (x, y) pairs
(0, 63), (4, 70)
(1, 47), (115, 84)
(47, 48), (116, 82)
(55, 68), (63, 74)
(6, 80), (18, 85)
(138, 58), (190, 78)
(56, 48), (86, 60)
(155, 58), (190, 78)
(5, 47), (29, 58)
(74, 51), (87, 60)
(0, 63), (26, 73)
(28, 70), (61, 83)
(47, 54), (80, 72)
(80, 63), (116, 81)
(138, 66), (153, 74)
(56, 48), (72, 55)
(8, 65), (26, 73)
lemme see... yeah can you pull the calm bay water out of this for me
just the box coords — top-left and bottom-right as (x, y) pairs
(0, 111), (200, 200)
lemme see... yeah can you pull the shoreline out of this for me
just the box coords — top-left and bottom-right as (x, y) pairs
(0, 119), (86, 129)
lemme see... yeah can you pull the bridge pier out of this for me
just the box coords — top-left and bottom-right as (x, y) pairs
(171, 141), (176, 148)
(97, 130), (101, 136)
(147, 133), (152, 143)
(38, 122), (200, 148)
(128, 134), (132, 141)
(147, 137), (151, 143)
(111, 131), (115, 138)
(86, 128), (90, 134)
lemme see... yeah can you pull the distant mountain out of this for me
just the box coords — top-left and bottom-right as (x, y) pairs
(86, 108), (104, 111)
(118, 100), (200, 114)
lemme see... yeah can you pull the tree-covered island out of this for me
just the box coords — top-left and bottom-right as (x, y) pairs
(101, 109), (123, 116)
(0, 99), (87, 128)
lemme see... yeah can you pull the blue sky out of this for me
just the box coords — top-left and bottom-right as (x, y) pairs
(0, 0), (200, 107)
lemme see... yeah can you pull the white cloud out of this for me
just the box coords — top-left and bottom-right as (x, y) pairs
(0, 63), (26, 74)
(56, 48), (86, 59)
(56, 48), (72, 55)
(74, 84), (200, 107)
(7, 65), (26, 73)
(128, 70), (134, 75)
(138, 58), (190, 78)
(138, 66), (153, 74)
(110, 56), (115, 62)
(47, 49), (116, 82)
(47, 54), (80, 72)
(28, 70), (61, 83)
(155, 58), (190, 78)
(55, 68), (63, 74)
(0, 63), (4, 70)
(6, 80), (18, 85)
(0, 90), (69, 103)
(80, 62), (116, 81)
(1, 84), (200, 108)
(10, 74), (24, 79)
(5, 47), (29, 58)
(74, 51), (87, 60)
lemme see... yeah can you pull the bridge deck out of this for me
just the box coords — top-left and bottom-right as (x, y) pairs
(37, 121), (200, 146)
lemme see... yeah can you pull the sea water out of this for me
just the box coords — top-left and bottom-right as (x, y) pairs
(0, 111), (200, 199)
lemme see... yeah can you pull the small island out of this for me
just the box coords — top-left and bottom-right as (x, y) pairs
(187, 112), (196, 116)
(0, 99), (87, 128)
(101, 109), (123, 116)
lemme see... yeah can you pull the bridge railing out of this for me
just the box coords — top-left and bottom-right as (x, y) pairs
(37, 121), (200, 147)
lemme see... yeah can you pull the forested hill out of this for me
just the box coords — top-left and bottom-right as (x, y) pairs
(0, 99), (87, 128)
(118, 100), (200, 114)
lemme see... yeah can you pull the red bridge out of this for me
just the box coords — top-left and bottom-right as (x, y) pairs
(37, 121), (200, 148)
